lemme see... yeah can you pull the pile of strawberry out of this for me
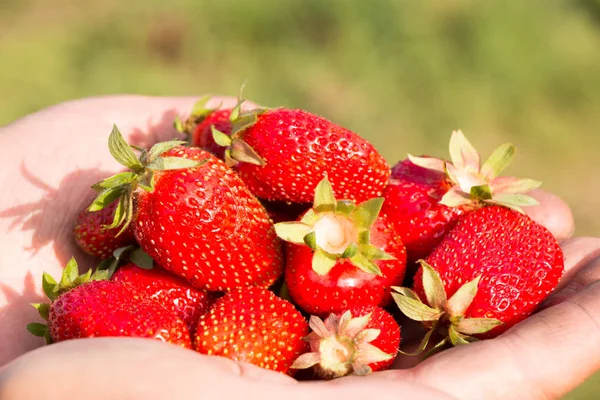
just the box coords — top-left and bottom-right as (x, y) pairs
(27, 98), (565, 379)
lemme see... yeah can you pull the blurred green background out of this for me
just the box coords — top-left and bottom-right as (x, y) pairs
(1, 0), (598, 397)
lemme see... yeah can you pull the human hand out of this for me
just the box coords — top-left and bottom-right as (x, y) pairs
(0, 96), (596, 400)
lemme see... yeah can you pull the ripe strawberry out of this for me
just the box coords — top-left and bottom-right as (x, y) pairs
(111, 263), (215, 334)
(291, 306), (400, 379)
(27, 258), (191, 348)
(212, 105), (390, 204)
(381, 130), (542, 263)
(393, 205), (564, 351)
(275, 177), (407, 315)
(174, 96), (233, 159)
(74, 200), (136, 259)
(190, 108), (233, 158)
(89, 126), (284, 292)
(381, 159), (466, 262)
(195, 287), (309, 374)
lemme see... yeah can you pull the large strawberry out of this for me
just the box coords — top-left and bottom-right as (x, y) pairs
(392, 205), (564, 353)
(195, 286), (309, 374)
(291, 306), (400, 379)
(88, 126), (284, 292)
(111, 263), (215, 334)
(74, 200), (136, 259)
(275, 177), (406, 315)
(381, 130), (542, 263)
(27, 258), (192, 348)
(174, 96), (233, 159)
(211, 105), (390, 204)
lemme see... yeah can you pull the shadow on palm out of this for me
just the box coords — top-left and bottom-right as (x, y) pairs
(0, 163), (110, 269)
(0, 108), (184, 267)
(0, 272), (46, 362)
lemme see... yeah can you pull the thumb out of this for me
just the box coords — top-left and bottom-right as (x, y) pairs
(526, 189), (574, 242)
(0, 338), (296, 399)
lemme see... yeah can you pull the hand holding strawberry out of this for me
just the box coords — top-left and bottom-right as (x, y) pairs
(0, 96), (596, 400)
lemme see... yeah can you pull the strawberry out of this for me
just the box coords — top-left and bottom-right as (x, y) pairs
(392, 205), (564, 352)
(88, 126), (284, 292)
(291, 306), (400, 379)
(211, 105), (390, 204)
(27, 258), (192, 348)
(174, 96), (233, 159)
(381, 159), (466, 262)
(74, 200), (136, 259)
(190, 108), (233, 158)
(381, 130), (542, 263)
(111, 263), (215, 334)
(275, 177), (407, 315)
(194, 286), (309, 374)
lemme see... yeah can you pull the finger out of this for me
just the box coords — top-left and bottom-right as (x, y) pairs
(383, 273), (600, 399)
(526, 189), (574, 243)
(0, 338), (295, 400)
(0, 338), (456, 400)
(0, 95), (250, 208)
(1, 95), (256, 175)
(304, 374), (457, 399)
(542, 237), (600, 305)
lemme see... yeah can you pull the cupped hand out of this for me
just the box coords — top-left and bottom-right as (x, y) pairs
(0, 96), (597, 400)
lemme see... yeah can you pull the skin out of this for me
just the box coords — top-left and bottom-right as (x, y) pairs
(0, 96), (598, 399)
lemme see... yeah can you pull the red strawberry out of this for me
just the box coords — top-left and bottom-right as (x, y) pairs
(212, 105), (390, 204)
(381, 130), (542, 263)
(89, 126), (284, 292)
(393, 205), (564, 351)
(174, 96), (233, 159)
(74, 200), (136, 259)
(291, 306), (400, 378)
(275, 177), (406, 315)
(195, 286), (309, 374)
(381, 159), (466, 262)
(190, 108), (233, 158)
(27, 259), (191, 348)
(111, 263), (215, 334)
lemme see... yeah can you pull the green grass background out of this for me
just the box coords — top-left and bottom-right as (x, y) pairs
(1, 0), (598, 397)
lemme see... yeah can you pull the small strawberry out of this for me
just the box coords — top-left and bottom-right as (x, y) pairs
(381, 130), (542, 262)
(111, 263), (215, 334)
(74, 200), (136, 259)
(392, 206), (564, 353)
(291, 306), (400, 379)
(88, 126), (284, 292)
(190, 108), (233, 158)
(27, 258), (192, 348)
(195, 287), (309, 374)
(211, 104), (390, 204)
(275, 177), (407, 315)
(173, 97), (234, 159)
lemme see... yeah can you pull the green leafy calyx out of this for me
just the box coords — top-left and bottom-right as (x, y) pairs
(392, 260), (502, 356)
(408, 130), (542, 213)
(96, 245), (155, 277)
(173, 95), (218, 139)
(210, 98), (268, 168)
(89, 124), (204, 235)
(290, 310), (392, 379)
(274, 176), (394, 276)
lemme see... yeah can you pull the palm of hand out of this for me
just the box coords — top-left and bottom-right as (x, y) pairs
(0, 96), (598, 400)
